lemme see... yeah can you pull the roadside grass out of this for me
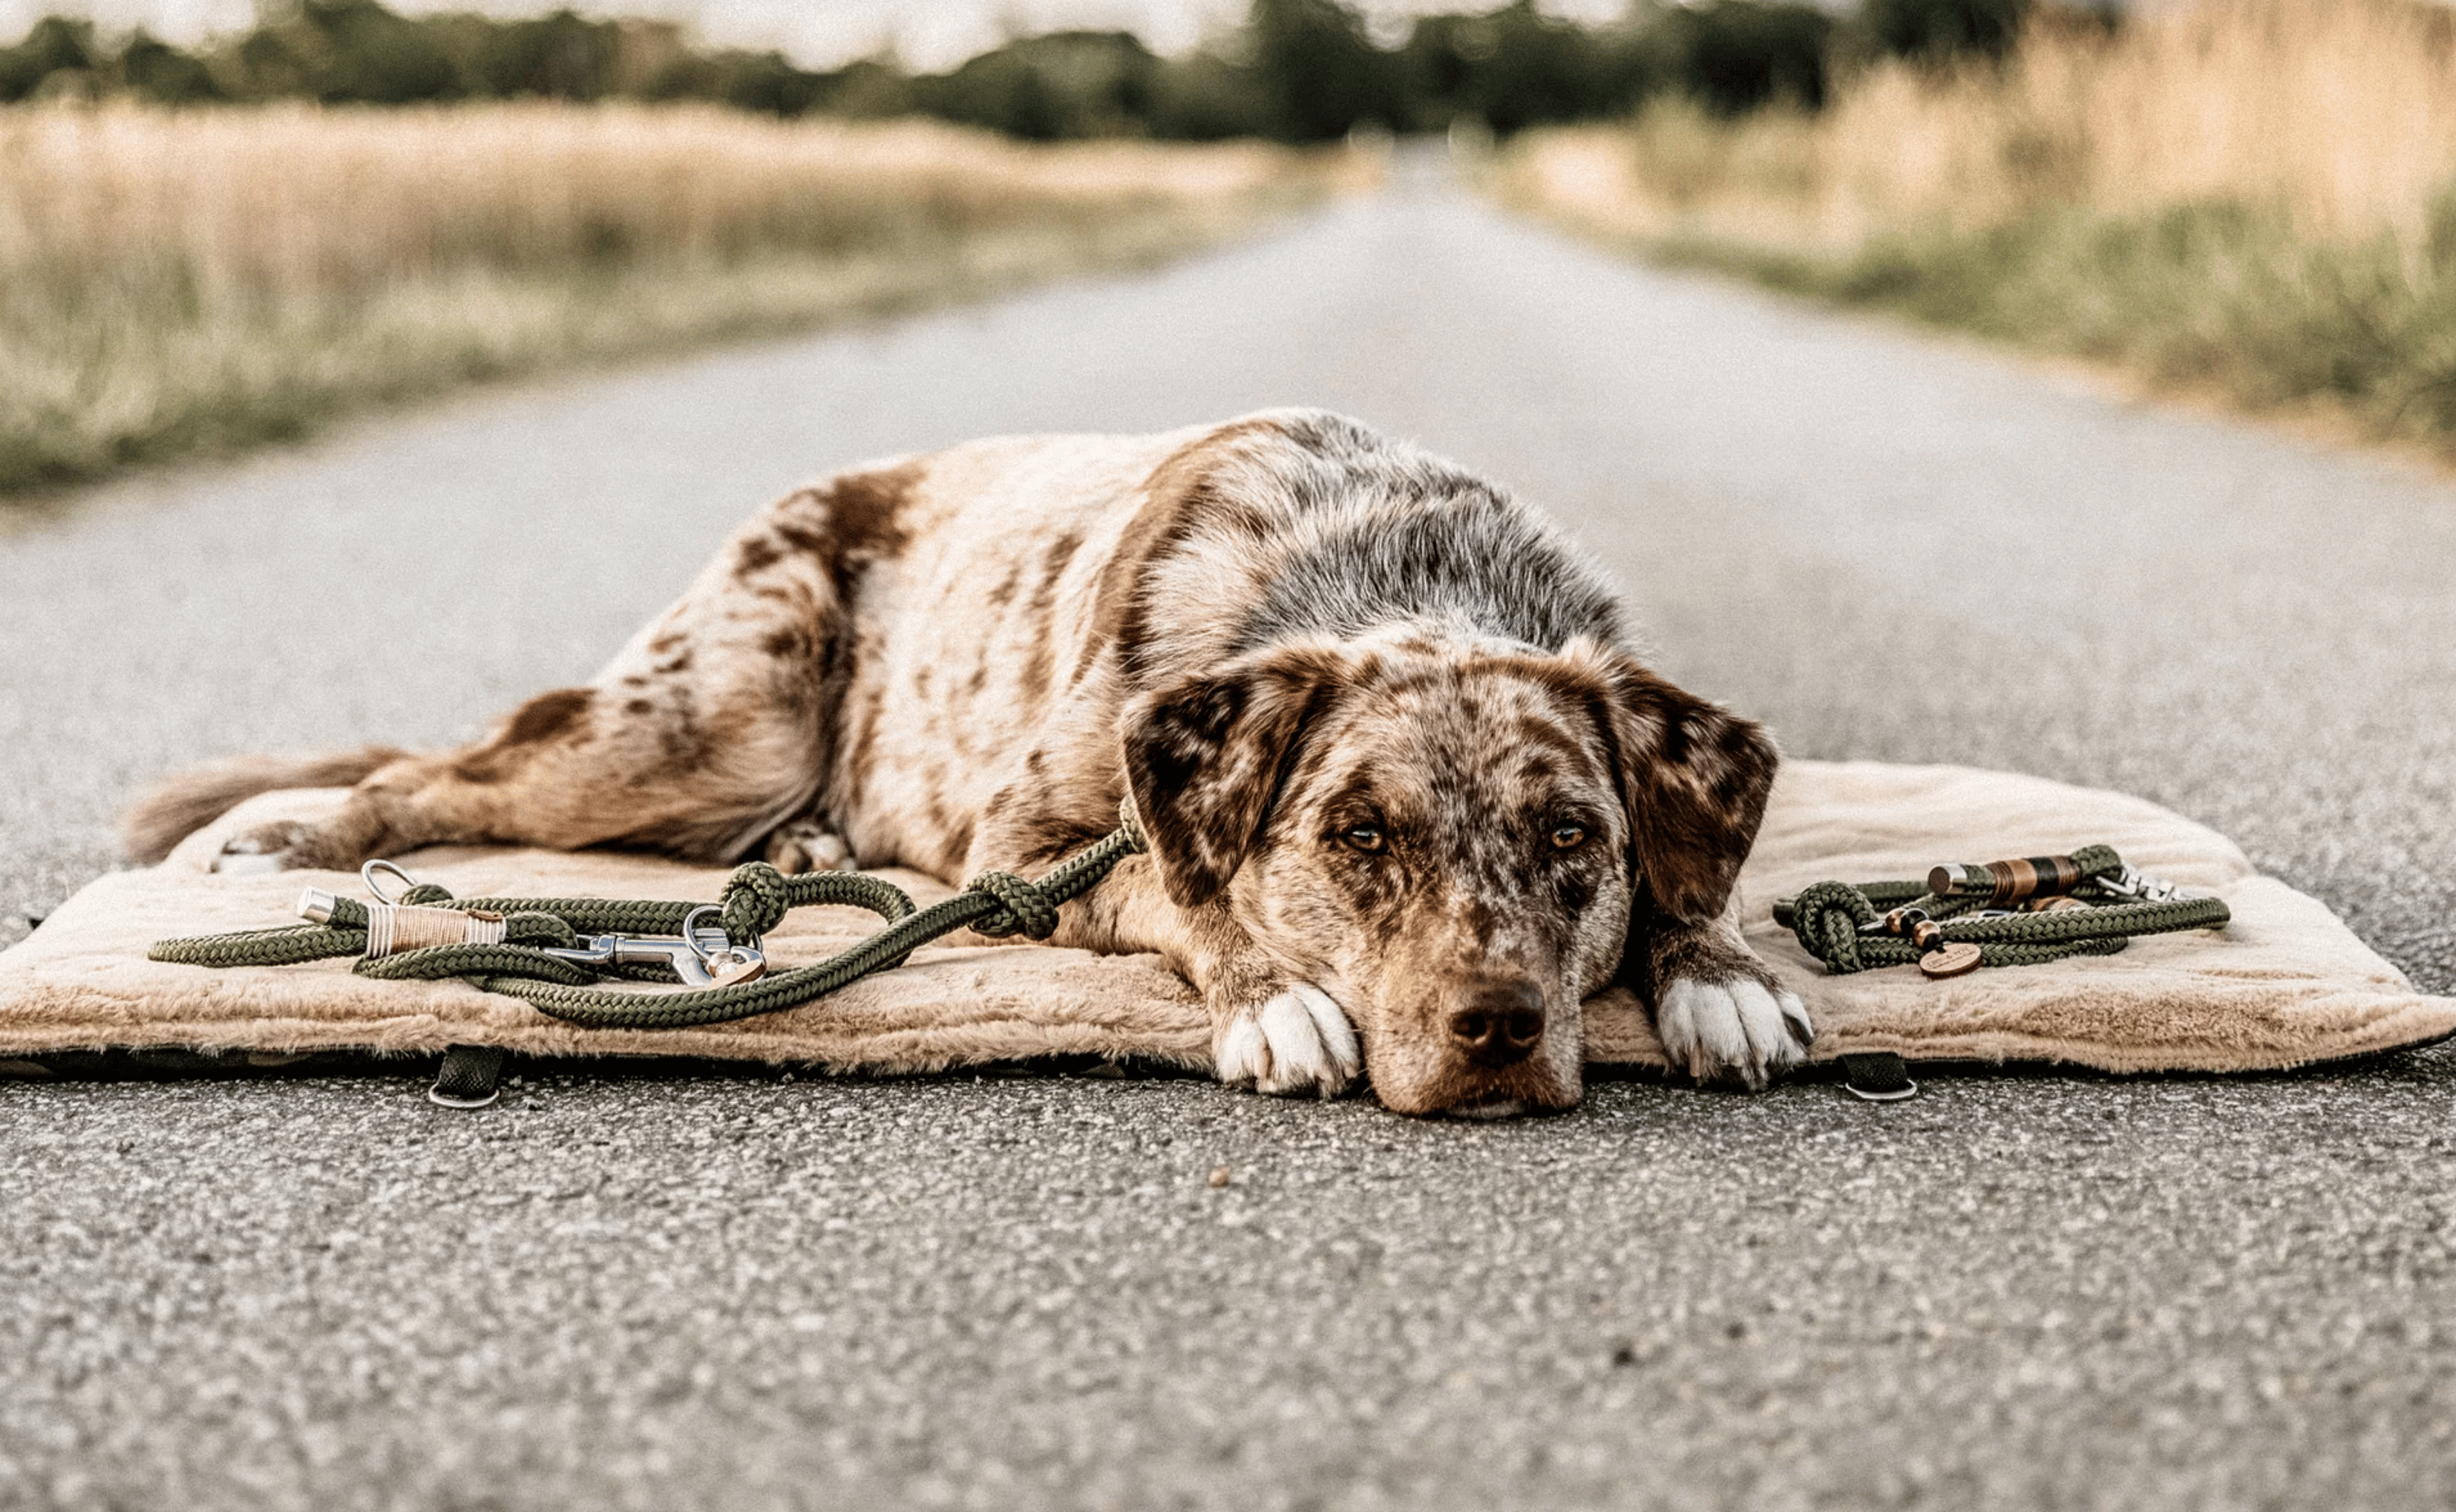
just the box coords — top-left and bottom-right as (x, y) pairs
(0, 104), (1353, 500)
(1490, 0), (2456, 457)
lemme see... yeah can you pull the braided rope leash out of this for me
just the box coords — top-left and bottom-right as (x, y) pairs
(150, 802), (1149, 1031)
(1773, 844), (2231, 976)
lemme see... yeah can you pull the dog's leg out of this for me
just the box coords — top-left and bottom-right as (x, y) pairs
(213, 466), (920, 872)
(214, 661), (828, 875)
(965, 797), (1361, 1097)
(1062, 853), (1361, 1098)
(1637, 895), (1813, 1090)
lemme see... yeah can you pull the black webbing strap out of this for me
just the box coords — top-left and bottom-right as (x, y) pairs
(1840, 1051), (1916, 1102)
(429, 1044), (504, 1108)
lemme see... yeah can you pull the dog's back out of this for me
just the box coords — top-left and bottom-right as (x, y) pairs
(128, 409), (1635, 876)
(827, 408), (1632, 873)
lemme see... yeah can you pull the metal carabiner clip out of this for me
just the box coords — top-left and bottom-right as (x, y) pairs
(536, 905), (765, 987)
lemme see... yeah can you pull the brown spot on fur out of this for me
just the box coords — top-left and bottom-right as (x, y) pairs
(649, 630), (685, 654)
(773, 520), (829, 556)
(1034, 531), (1083, 606)
(1017, 640), (1055, 708)
(771, 463), (920, 591)
(1079, 420), (1283, 688)
(734, 536), (780, 575)
(986, 563), (1024, 608)
(1011, 810), (1108, 867)
(625, 699), (654, 715)
(455, 688), (595, 783)
(503, 688), (593, 746)
(941, 818), (977, 874)
(757, 466), (924, 795)
(643, 691), (719, 778)
(1003, 530), (1083, 708)
(922, 782), (974, 873)
(1513, 711), (1587, 760)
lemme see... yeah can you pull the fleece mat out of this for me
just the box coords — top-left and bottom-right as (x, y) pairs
(2, 761), (2450, 1076)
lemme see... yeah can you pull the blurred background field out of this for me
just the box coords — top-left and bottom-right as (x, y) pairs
(0, 109), (1343, 498)
(1498, 0), (2456, 457)
(6, 0), (2456, 496)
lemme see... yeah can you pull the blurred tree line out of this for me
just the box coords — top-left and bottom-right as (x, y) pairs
(0, 0), (2092, 137)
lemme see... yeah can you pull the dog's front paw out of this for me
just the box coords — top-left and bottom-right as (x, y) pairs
(1214, 982), (1361, 1098)
(1656, 977), (1813, 1090)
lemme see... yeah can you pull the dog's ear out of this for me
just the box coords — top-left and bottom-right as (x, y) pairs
(1567, 639), (1779, 925)
(1122, 648), (1343, 909)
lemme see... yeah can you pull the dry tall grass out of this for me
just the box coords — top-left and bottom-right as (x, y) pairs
(0, 104), (1347, 498)
(1498, 0), (2456, 451)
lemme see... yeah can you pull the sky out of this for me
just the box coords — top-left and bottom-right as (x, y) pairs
(0, 0), (1637, 70)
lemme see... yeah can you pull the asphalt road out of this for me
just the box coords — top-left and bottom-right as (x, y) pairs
(7, 160), (2456, 1510)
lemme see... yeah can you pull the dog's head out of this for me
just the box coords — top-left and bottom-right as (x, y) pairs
(1124, 630), (1777, 1116)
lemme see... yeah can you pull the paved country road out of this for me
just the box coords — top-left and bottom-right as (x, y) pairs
(7, 160), (2456, 1510)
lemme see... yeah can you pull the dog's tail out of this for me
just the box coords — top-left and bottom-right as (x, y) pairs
(121, 747), (409, 864)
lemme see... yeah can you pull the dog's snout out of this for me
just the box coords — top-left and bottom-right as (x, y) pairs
(1448, 979), (1546, 1067)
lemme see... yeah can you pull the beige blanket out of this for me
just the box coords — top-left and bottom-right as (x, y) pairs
(2, 761), (2448, 1076)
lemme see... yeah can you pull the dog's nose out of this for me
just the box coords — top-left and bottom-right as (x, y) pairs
(1449, 979), (1546, 1068)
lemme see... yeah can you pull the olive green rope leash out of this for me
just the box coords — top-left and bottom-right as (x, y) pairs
(151, 821), (2226, 1025)
(1774, 843), (2231, 975)
(150, 803), (1148, 1031)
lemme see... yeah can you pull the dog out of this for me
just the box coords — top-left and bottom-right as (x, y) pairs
(126, 409), (1811, 1114)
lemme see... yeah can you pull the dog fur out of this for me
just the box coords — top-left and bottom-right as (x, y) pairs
(126, 409), (1810, 1113)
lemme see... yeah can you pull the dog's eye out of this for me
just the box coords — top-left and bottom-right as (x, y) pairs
(1341, 824), (1386, 853)
(1550, 823), (1587, 851)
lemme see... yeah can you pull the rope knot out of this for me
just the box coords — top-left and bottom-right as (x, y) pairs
(720, 862), (793, 942)
(968, 870), (1059, 940)
(1115, 796), (1148, 855)
(1786, 880), (1881, 976)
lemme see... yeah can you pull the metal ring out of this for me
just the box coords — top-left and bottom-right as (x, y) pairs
(1845, 1078), (1919, 1103)
(681, 905), (727, 966)
(427, 1085), (499, 1109)
(361, 859), (422, 904)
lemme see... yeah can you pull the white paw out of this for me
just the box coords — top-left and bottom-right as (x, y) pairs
(1215, 982), (1362, 1098)
(1656, 977), (1813, 1090)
